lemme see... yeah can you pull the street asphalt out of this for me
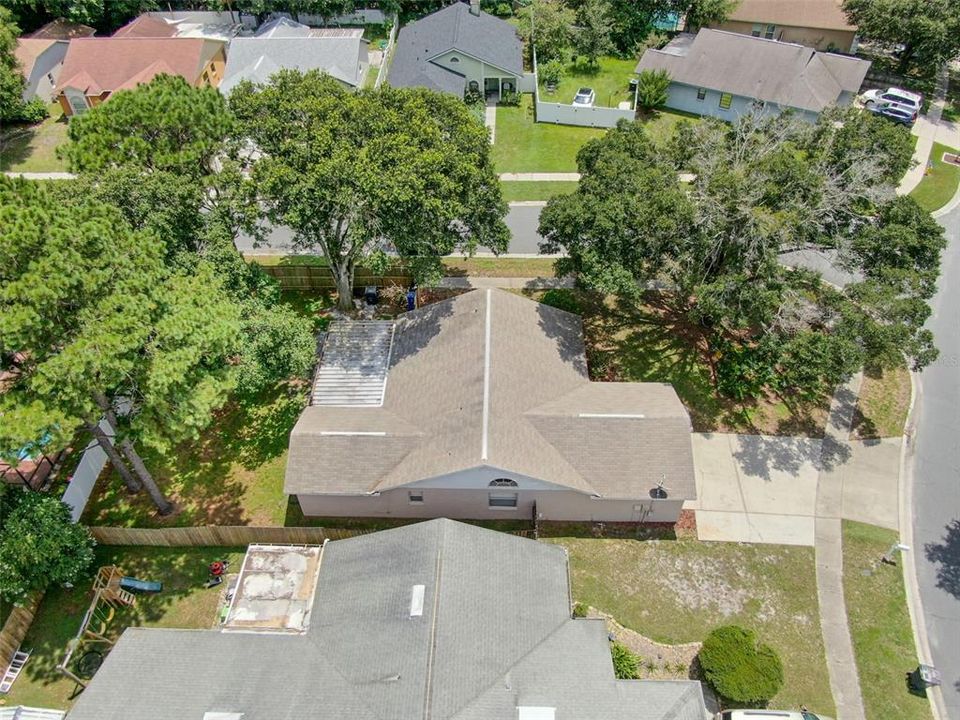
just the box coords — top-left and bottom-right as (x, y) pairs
(912, 201), (960, 719)
(235, 205), (547, 256)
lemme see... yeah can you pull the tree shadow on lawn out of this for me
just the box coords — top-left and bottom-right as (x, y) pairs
(81, 384), (306, 528)
(15, 546), (243, 699)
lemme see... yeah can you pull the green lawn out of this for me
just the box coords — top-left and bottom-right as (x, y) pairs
(547, 536), (834, 715)
(363, 63), (380, 88)
(493, 94), (699, 173)
(441, 256), (558, 277)
(842, 522), (933, 720)
(0, 102), (70, 173)
(545, 56), (637, 108)
(4, 546), (244, 710)
(500, 180), (579, 201)
(910, 142), (960, 212)
(80, 383), (306, 528)
(494, 94), (607, 172)
(851, 365), (911, 439)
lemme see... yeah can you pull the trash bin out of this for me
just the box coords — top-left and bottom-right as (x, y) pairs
(909, 664), (941, 691)
(628, 78), (639, 92)
(364, 286), (379, 305)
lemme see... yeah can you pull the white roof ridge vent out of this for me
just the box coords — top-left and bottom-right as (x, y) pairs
(409, 584), (425, 617)
(577, 413), (646, 419)
(319, 431), (387, 437)
(517, 707), (555, 720)
(203, 713), (244, 720)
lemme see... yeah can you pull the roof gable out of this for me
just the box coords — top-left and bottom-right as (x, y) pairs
(220, 35), (365, 93)
(389, 2), (523, 93)
(286, 290), (696, 500)
(56, 37), (216, 95)
(635, 29), (870, 112)
(14, 38), (65, 78)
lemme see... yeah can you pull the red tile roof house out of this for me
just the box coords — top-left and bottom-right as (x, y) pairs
(55, 35), (227, 116)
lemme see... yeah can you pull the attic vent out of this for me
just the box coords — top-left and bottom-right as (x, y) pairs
(517, 708), (555, 720)
(410, 584), (425, 617)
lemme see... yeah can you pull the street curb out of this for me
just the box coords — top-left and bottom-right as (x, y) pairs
(932, 179), (960, 218)
(898, 369), (946, 720)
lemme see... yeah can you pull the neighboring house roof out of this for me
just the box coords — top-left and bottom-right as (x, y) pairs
(389, 1), (523, 94)
(219, 33), (366, 93)
(27, 18), (95, 40)
(56, 37), (220, 95)
(726, 0), (855, 32)
(65, 519), (709, 720)
(254, 15), (313, 37)
(285, 289), (696, 500)
(635, 29), (871, 113)
(14, 38), (65, 80)
(112, 14), (178, 38)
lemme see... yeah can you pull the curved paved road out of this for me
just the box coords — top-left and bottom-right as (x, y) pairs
(912, 201), (960, 720)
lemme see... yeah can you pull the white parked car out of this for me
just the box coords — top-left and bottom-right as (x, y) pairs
(861, 87), (922, 118)
(572, 87), (596, 107)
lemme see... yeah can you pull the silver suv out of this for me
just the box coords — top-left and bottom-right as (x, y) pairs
(861, 87), (922, 121)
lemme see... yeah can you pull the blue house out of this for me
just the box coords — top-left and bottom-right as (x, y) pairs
(636, 29), (871, 123)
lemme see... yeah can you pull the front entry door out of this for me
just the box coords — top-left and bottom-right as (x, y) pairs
(484, 77), (500, 99)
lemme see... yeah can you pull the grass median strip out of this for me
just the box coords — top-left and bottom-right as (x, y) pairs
(500, 180), (579, 202)
(842, 521), (933, 720)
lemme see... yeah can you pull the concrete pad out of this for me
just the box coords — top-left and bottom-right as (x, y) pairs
(839, 438), (902, 530)
(695, 510), (815, 546)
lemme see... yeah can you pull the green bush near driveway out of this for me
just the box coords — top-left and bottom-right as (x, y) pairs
(699, 625), (784, 706)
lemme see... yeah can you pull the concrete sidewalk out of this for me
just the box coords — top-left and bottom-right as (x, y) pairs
(898, 66), (949, 196)
(3, 171), (76, 180)
(815, 373), (867, 720)
(499, 172), (581, 181)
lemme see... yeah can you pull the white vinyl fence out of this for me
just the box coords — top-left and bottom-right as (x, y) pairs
(374, 13), (400, 89)
(60, 419), (112, 523)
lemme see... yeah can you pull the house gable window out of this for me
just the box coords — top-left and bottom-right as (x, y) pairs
(764, 24), (776, 39)
(409, 491), (424, 504)
(449, 56), (460, 63)
(489, 478), (518, 487)
(719, 92), (733, 110)
(696, 87), (706, 101)
(489, 492), (518, 508)
(751, 23), (762, 37)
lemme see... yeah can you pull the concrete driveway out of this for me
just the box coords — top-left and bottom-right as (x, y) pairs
(687, 432), (902, 546)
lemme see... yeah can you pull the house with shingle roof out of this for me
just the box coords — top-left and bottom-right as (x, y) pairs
(55, 36), (227, 116)
(285, 289), (696, 523)
(388, 0), (525, 99)
(27, 18), (95, 41)
(708, 0), (858, 53)
(14, 38), (68, 103)
(635, 29), (870, 123)
(66, 519), (709, 720)
(219, 17), (368, 95)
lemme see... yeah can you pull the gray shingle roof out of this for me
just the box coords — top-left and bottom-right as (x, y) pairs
(65, 519), (708, 720)
(285, 289), (697, 500)
(388, 2), (523, 95)
(636, 29), (870, 113)
(219, 33), (366, 94)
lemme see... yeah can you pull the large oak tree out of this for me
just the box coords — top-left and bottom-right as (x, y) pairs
(231, 70), (509, 309)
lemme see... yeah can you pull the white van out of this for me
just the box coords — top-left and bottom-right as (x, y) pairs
(716, 711), (834, 720)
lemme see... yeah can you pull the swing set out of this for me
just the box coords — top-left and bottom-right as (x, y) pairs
(58, 566), (137, 688)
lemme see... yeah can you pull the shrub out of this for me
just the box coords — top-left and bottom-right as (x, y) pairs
(538, 59), (566, 88)
(572, 601), (588, 617)
(635, 69), (671, 111)
(16, 97), (49, 124)
(699, 626), (784, 706)
(610, 642), (641, 679)
(500, 90), (521, 106)
(540, 288), (581, 314)
(495, 2), (513, 16)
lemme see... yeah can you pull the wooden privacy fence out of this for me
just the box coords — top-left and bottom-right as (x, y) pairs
(259, 264), (413, 290)
(0, 592), (42, 673)
(88, 525), (372, 546)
